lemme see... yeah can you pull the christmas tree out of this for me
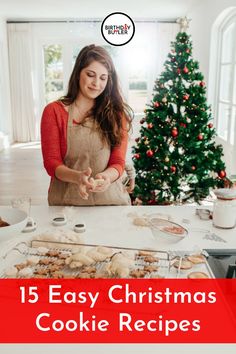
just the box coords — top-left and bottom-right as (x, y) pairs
(132, 26), (227, 205)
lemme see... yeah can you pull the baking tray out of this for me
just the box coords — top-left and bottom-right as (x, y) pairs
(0, 240), (214, 279)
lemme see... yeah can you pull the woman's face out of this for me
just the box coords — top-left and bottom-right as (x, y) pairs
(79, 60), (109, 100)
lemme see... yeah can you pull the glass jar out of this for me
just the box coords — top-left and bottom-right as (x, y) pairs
(213, 189), (236, 229)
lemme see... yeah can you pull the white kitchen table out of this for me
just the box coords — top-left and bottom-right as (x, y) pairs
(0, 205), (235, 258)
(1, 205), (236, 354)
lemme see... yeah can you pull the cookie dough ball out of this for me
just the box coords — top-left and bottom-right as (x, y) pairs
(97, 246), (114, 257)
(93, 179), (105, 187)
(72, 253), (94, 265)
(86, 250), (108, 262)
(116, 266), (130, 278)
(69, 261), (83, 269)
(133, 217), (149, 227)
(111, 253), (134, 267)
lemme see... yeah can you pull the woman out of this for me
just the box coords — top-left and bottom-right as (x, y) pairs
(41, 44), (133, 206)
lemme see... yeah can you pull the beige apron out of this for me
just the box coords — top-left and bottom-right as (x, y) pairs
(48, 108), (131, 206)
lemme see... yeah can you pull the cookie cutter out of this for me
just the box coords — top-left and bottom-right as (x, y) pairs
(52, 214), (67, 226)
(74, 223), (86, 233)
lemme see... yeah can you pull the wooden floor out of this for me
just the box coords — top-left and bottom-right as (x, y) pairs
(0, 143), (211, 207)
(0, 143), (50, 205)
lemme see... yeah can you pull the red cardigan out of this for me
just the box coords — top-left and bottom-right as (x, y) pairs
(41, 101), (128, 177)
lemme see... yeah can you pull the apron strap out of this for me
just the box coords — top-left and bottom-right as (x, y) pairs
(68, 104), (74, 127)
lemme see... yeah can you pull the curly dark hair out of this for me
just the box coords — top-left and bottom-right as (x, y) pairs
(60, 44), (133, 146)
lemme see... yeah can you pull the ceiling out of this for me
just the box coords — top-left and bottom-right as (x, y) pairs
(0, 0), (203, 20)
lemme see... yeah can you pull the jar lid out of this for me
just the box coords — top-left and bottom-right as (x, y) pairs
(214, 188), (236, 200)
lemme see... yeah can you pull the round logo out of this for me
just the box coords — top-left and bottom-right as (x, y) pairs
(101, 12), (135, 46)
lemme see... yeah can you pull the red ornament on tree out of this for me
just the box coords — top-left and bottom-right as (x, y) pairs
(186, 48), (190, 53)
(133, 153), (140, 159)
(183, 94), (189, 100)
(146, 149), (154, 157)
(171, 128), (178, 137)
(140, 118), (146, 124)
(170, 165), (176, 173)
(180, 122), (186, 128)
(191, 166), (196, 171)
(147, 123), (153, 129)
(208, 123), (213, 128)
(135, 137), (140, 143)
(177, 68), (181, 75)
(199, 81), (205, 87)
(183, 66), (189, 74)
(218, 170), (226, 179)
(198, 134), (203, 141)
(154, 101), (160, 108)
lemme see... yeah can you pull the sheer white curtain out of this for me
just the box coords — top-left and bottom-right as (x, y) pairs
(8, 23), (36, 142)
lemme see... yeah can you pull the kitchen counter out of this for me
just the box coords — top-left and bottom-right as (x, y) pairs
(0, 205), (235, 258)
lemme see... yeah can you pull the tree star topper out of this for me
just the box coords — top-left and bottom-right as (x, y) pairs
(176, 17), (191, 32)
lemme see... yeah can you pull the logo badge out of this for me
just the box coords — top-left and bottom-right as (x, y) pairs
(101, 12), (135, 46)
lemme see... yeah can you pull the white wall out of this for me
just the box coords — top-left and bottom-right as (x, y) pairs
(188, 0), (236, 89)
(0, 0), (198, 20)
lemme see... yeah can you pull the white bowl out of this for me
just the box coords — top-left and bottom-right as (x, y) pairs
(150, 218), (187, 243)
(0, 207), (28, 242)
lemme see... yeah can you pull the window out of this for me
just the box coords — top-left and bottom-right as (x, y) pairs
(39, 22), (177, 117)
(216, 14), (236, 144)
(209, 8), (236, 175)
(43, 44), (63, 103)
(8, 21), (178, 141)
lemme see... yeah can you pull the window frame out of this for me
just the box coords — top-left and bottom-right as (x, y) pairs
(214, 11), (236, 144)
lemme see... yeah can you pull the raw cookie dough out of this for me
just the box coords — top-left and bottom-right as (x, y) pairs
(133, 217), (149, 227)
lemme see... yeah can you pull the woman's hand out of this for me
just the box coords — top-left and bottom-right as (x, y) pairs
(126, 178), (135, 194)
(55, 165), (94, 199)
(89, 172), (111, 193)
(77, 167), (94, 199)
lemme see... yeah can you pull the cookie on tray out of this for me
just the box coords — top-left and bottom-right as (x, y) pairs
(144, 256), (159, 263)
(187, 254), (205, 264)
(188, 271), (209, 279)
(144, 265), (159, 273)
(173, 259), (192, 270)
(130, 269), (147, 278)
